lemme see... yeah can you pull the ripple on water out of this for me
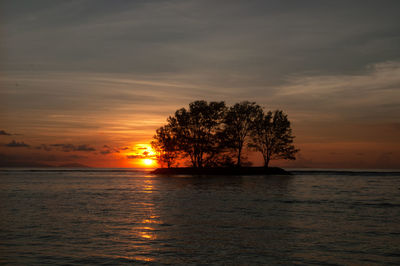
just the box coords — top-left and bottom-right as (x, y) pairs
(0, 170), (399, 265)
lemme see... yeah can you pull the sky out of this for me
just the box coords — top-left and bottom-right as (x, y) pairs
(1, 0), (399, 168)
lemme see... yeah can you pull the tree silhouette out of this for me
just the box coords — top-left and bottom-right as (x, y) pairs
(249, 110), (299, 167)
(168, 100), (226, 168)
(151, 125), (178, 168)
(223, 101), (263, 167)
(152, 101), (298, 168)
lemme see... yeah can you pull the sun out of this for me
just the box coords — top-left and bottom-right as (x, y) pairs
(143, 158), (154, 166)
(124, 143), (158, 167)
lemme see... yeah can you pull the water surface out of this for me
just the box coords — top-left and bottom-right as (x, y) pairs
(0, 168), (399, 265)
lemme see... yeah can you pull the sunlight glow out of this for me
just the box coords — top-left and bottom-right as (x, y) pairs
(143, 158), (154, 166)
(124, 143), (158, 167)
(135, 144), (156, 156)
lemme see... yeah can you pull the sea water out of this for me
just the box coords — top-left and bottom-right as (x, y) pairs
(0, 168), (399, 265)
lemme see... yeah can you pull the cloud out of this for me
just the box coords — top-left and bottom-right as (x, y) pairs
(1, 1), (400, 169)
(126, 155), (144, 159)
(126, 150), (155, 159)
(0, 130), (11, 136)
(2, 1), (400, 85)
(50, 144), (75, 152)
(35, 143), (121, 155)
(35, 144), (52, 151)
(270, 61), (400, 123)
(100, 145), (120, 155)
(75, 144), (96, 151)
(4, 140), (30, 147)
(50, 143), (96, 152)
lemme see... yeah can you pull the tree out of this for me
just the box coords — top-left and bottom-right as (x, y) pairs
(151, 101), (298, 169)
(151, 125), (178, 168)
(223, 101), (263, 167)
(168, 100), (226, 168)
(250, 110), (299, 167)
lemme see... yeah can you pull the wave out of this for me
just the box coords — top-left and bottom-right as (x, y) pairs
(290, 170), (400, 176)
(1, 168), (399, 176)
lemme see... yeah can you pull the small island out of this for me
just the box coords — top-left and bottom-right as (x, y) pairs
(150, 100), (299, 173)
(152, 167), (290, 175)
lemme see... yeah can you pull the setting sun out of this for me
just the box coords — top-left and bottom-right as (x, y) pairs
(122, 143), (158, 168)
(143, 158), (154, 166)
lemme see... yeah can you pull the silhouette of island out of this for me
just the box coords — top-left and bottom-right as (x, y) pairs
(152, 167), (290, 175)
(151, 100), (299, 170)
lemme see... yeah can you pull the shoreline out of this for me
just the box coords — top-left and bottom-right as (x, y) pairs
(151, 167), (291, 175)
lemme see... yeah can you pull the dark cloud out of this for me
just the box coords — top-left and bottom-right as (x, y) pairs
(37, 143), (97, 152)
(0, 130), (11, 136)
(1, 1), (400, 169)
(2, 1), (400, 80)
(100, 145), (120, 155)
(4, 140), (30, 147)
(126, 155), (144, 159)
(76, 145), (96, 152)
(50, 143), (96, 152)
(35, 144), (52, 151)
(51, 144), (74, 151)
(126, 150), (155, 159)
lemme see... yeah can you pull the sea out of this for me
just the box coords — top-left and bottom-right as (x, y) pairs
(0, 168), (399, 265)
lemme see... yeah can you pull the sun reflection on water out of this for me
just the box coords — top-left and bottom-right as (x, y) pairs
(134, 180), (162, 242)
(125, 178), (164, 263)
(135, 214), (161, 240)
(113, 255), (155, 263)
(138, 231), (157, 240)
(133, 256), (154, 262)
(143, 179), (155, 193)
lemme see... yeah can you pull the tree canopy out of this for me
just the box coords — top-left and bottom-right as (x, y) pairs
(249, 110), (299, 167)
(151, 100), (298, 168)
(166, 100), (226, 168)
(150, 125), (178, 168)
(223, 101), (263, 167)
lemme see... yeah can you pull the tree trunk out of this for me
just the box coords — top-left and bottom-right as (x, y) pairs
(264, 156), (270, 168)
(237, 148), (242, 167)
